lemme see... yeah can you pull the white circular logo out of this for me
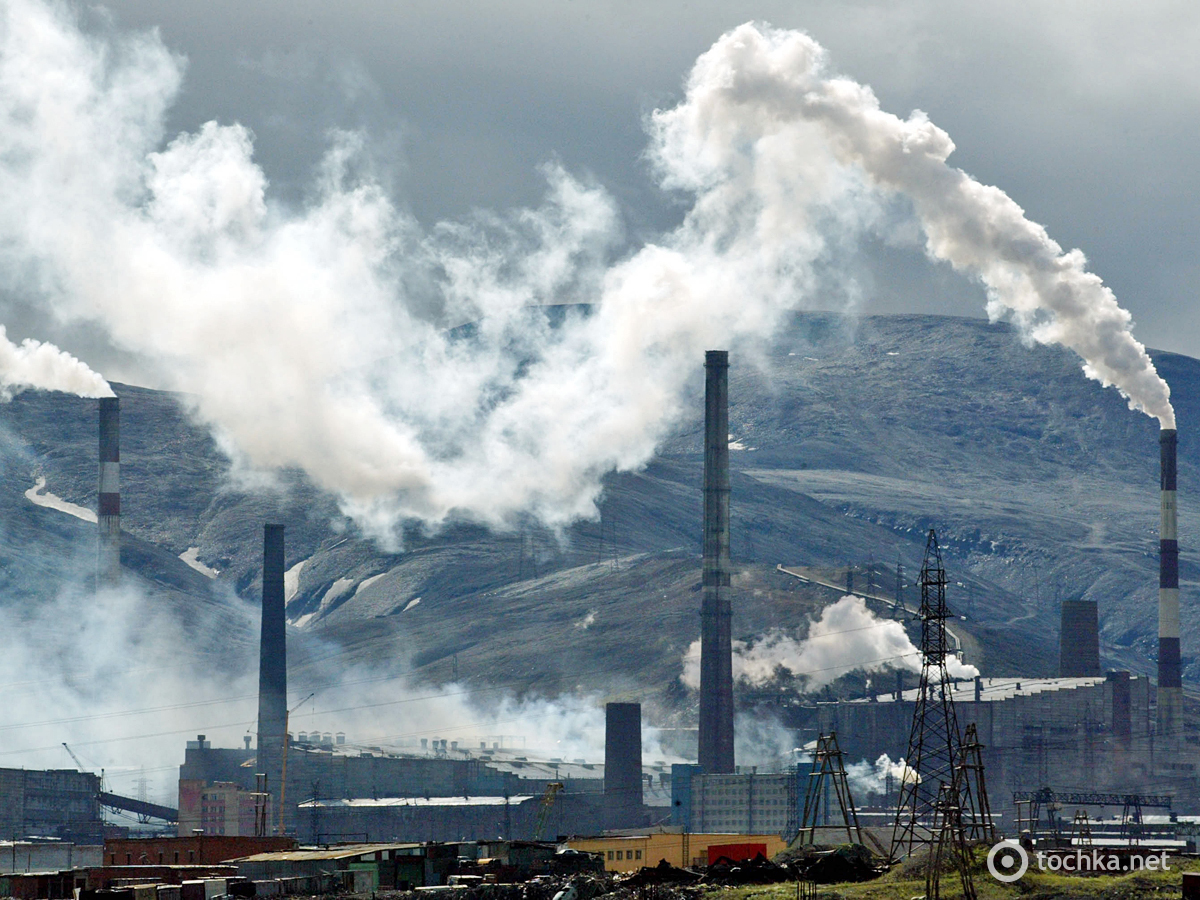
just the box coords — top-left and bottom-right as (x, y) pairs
(986, 841), (1029, 882)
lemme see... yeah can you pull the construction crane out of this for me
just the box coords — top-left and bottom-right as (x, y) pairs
(63, 742), (105, 790)
(62, 742), (87, 771)
(533, 782), (564, 841)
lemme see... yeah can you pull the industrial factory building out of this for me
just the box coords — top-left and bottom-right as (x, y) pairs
(795, 672), (1157, 818)
(0, 768), (103, 843)
(670, 765), (800, 836)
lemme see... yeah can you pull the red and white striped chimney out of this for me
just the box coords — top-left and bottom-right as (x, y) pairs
(1158, 428), (1181, 745)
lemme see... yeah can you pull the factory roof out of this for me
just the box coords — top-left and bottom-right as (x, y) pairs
(232, 844), (422, 862)
(852, 676), (1112, 704)
(298, 795), (536, 809)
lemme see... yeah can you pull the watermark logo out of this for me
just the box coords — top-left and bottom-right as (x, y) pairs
(986, 842), (1171, 881)
(986, 841), (1028, 882)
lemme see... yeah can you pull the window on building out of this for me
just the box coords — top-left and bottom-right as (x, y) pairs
(189, 851), (195, 863)
(158, 853), (164, 864)
(616, 851), (623, 860)
(607, 851), (613, 860)
(126, 854), (131, 864)
(174, 852), (179, 864)
(635, 851), (642, 860)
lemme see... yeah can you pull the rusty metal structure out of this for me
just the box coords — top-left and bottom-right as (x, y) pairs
(925, 782), (977, 900)
(796, 732), (863, 846)
(956, 723), (996, 844)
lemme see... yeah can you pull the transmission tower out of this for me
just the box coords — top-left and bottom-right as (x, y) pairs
(797, 732), (864, 846)
(889, 529), (966, 860)
(926, 782), (977, 900)
(1072, 810), (1093, 847)
(956, 723), (997, 843)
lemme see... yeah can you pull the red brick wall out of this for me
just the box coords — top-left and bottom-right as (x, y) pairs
(103, 836), (296, 867)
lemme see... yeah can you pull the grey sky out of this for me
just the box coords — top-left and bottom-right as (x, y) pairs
(31, 1), (1200, 361)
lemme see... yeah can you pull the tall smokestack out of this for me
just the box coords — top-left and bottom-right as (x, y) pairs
(97, 396), (120, 587)
(699, 350), (734, 773)
(1059, 600), (1100, 677)
(605, 702), (643, 827)
(1158, 429), (1181, 746)
(257, 524), (287, 829)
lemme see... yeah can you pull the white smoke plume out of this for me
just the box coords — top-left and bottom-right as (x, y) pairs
(0, 324), (112, 399)
(0, 568), (675, 804)
(0, 4), (1170, 548)
(681, 594), (978, 690)
(652, 23), (1174, 428)
(845, 752), (918, 796)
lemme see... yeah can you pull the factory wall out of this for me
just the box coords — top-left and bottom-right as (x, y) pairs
(671, 769), (800, 836)
(0, 768), (102, 842)
(298, 793), (606, 844)
(567, 832), (787, 872)
(0, 843), (101, 875)
(180, 741), (605, 840)
(177, 780), (257, 837)
(788, 674), (1163, 822)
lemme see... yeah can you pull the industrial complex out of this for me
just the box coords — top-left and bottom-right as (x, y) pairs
(0, 347), (1195, 896)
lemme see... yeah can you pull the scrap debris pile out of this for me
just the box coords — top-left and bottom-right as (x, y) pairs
(381, 845), (884, 900)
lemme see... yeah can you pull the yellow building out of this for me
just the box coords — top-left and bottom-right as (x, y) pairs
(566, 831), (786, 872)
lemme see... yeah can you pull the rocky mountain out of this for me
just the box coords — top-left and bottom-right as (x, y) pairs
(1, 312), (1194, 737)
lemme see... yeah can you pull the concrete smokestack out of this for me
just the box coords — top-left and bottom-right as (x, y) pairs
(257, 524), (287, 829)
(1158, 429), (1181, 745)
(699, 350), (734, 773)
(1059, 600), (1100, 677)
(604, 702), (643, 827)
(97, 396), (120, 587)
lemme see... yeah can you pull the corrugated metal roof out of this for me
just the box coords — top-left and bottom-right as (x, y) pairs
(232, 843), (422, 862)
(298, 795), (536, 809)
(850, 676), (1110, 704)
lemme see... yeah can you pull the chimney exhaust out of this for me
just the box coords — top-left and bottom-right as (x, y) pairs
(1158, 429), (1181, 746)
(257, 524), (287, 829)
(699, 350), (734, 773)
(97, 396), (120, 587)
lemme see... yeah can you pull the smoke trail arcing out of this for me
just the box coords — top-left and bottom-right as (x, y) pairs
(681, 595), (978, 689)
(0, 325), (112, 399)
(0, 5), (1171, 546)
(653, 23), (1174, 428)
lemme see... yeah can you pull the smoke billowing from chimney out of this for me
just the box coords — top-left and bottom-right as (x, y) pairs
(0, 5), (1172, 546)
(0, 325), (112, 400)
(682, 594), (978, 690)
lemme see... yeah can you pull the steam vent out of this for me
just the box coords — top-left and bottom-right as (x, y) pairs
(699, 350), (734, 773)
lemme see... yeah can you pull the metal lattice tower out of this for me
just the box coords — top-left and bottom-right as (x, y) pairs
(957, 723), (997, 843)
(797, 732), (864, 846)
(1072, 810), (1093, 847)
(926, 782), (977, 900)
(889, 529), (966, 860)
